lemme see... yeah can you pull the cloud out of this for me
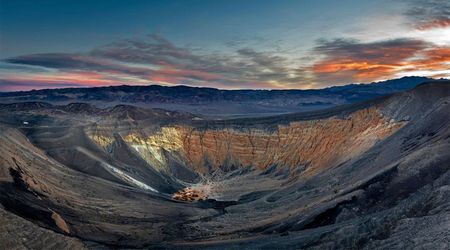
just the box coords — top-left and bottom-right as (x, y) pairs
(416, 18), (450, 30)
(311, 38), (433, 84)
(2, 34), (310, 90)
(2, 33), (448, 91)
(404, 0), (450, 30)
(404, 46), (450, 72)
(0, 79), (88, 92)
(5, 53), (102, 70)
(91, 34), (195, 66)
(237, 48), (287, 72)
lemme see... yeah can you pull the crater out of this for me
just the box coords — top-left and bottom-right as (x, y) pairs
(0, 82), (449, 249)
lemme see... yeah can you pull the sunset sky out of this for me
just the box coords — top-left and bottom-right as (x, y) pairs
(0, 0), (449, 91)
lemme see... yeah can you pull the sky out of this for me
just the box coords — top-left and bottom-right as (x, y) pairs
(0, 0), (449, 91)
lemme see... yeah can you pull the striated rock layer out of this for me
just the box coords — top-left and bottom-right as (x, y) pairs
(89, 107), (403, 176)
(175, 107), (402, 175)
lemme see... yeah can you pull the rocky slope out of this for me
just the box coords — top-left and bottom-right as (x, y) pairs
(0, 81), (448, 249)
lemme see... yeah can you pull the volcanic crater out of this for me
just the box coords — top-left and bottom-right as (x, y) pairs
(0, 82), (449, 249)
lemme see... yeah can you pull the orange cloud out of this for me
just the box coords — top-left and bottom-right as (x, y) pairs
(5, 71), (120, 87)
(313, 61), (398, 74)
(411, 47), (450, 70)
(311, 39), (449, 84)
(416, 18), (450, 30)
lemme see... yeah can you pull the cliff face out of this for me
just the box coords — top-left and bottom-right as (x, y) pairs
(89, 107), (404, 176)
(122, 127), (185, 172)
(177, 107), (403, 175)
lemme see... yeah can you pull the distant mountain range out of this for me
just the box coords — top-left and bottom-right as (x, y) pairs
(0, 76), (447, 118)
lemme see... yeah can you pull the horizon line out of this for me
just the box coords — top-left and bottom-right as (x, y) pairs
(1, 76), (446, 94)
